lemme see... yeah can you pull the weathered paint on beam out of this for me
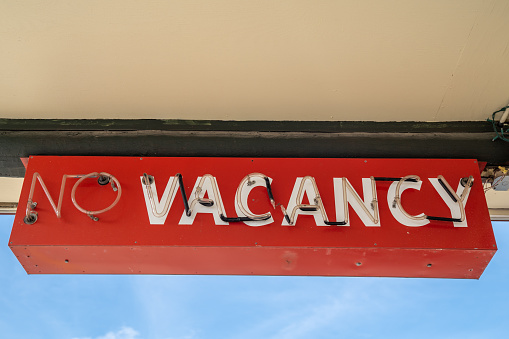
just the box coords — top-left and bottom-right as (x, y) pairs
(0, 120), (506, 177)
(0, 119), (495, 133)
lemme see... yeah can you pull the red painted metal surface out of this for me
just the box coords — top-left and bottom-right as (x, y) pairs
(9, 156), (496, 278)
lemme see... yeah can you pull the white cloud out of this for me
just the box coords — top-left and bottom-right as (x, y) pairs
(269, 298), (346, 339)
(227, 277), (401, 339)
(72, 326), (140, 339)
(131, 276), (197, 337)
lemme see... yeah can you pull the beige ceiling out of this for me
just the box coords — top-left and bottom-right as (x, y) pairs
(1, 0), (509, 121)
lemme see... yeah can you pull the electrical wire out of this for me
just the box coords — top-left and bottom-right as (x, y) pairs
(487, 105), (509, 142)
(484, 173), (507, 193)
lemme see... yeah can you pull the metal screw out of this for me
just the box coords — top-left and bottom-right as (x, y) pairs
(460, 177), (470, 187)
(97, 175), (110, 186)
(142, 173), (154, 185)
(23, 213), (38, 225)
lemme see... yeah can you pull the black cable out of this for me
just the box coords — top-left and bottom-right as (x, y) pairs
(176, 173), (191, 216)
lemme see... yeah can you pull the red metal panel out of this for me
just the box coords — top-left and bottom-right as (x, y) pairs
(9, 156), (496, 278)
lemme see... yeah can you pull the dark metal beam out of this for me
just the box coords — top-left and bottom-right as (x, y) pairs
(0, 119), (496, 133)
(0, 119), (507, 177)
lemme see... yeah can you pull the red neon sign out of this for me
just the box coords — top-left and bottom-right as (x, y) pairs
(9, 156), (496, 278)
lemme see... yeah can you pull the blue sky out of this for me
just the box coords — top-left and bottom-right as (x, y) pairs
(1, 216), (508, 339)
